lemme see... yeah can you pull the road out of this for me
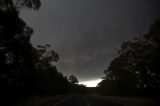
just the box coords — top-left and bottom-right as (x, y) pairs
(52, 95), (123, 106)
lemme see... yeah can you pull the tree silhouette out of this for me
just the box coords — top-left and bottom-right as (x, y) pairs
(0, 1), (42, 105)
(98, 19), (160, 97)
(0, 0), (41, 10)
(34, 45), (71, 95)
(68, 75), (79, 85)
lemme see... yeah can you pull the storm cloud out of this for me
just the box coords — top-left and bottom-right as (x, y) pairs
(20, 0), (160, 81)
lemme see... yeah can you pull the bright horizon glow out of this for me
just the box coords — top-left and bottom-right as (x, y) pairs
(79, 79), (102, 87)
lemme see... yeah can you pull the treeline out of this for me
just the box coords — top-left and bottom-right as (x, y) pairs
(98, 19), (160, 98)
(0, 0), (84, 105)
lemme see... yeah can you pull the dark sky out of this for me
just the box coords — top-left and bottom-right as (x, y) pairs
(20, 0), (160, 82)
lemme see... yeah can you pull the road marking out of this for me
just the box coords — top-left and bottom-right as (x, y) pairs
(52, 96), (72, 106)
(83, 97), (91, 106)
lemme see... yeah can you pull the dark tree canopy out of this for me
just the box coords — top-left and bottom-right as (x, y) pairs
(98, 19), (160, 97)
(0, 0), (41, 11)
(0, 0), (72, 105)
(68, 75), (79, 85)
(0, 0), (42, 104)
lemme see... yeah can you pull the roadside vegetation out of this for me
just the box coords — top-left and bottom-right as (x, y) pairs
(0, 0), (82, 105)
(0, 0), (160, 106)
(97, 19), (160, 98)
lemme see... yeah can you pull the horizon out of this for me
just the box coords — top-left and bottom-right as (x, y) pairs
(79, 79), (102, 87)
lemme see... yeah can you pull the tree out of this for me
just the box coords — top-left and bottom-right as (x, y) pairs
(34, 45), (70, 95)
(0, 1), (73, 105)
(68, 75), (79, 85)
(98, 18), (160, 97)
(0, 0), (41, 10)
(0, 0), (41, 105)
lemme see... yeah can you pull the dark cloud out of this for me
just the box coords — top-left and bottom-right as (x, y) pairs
(20, 0), (160, 82)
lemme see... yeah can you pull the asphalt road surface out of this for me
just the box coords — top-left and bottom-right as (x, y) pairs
(52, 95), (123, 106)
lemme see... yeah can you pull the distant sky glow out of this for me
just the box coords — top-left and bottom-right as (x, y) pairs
(79, 79), (102, 87)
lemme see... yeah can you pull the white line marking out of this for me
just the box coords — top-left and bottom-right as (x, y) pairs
(52, 96), (72, 106)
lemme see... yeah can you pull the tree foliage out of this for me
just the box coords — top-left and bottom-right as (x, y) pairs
(0, 0), (40, 104)
(34, 45), (70, 95)
(0, 0), (41, 11)
(68, 75), (79, 85)
(0, 0), (72, 105)
(98, 19), (160, 97)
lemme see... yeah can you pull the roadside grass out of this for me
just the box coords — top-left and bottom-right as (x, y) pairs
(14, 95), (65, 106)
(92, 95), (159, 106)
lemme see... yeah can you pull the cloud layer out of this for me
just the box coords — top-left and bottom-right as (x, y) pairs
(20, 0), (160, 81)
